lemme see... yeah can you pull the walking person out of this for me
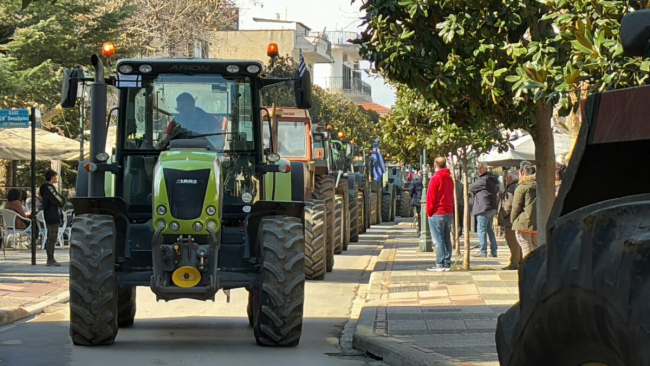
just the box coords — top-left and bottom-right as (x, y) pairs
(425, 157), (455, 272)
(470, 162), (499, 257)
(498, 169), (520, 270)
(39, 169), (66, 266)
(511, 161), (538, 257)
(409, 170), (424, 236)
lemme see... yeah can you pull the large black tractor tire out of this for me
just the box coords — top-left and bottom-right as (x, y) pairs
(356, 193), (364, 236)
(69, 214), (118, 346)
(496, 195), (650, 366)
(398, 191), (413, 217)
(370, 190), (378, 225)
(349, 195), (360, 243)
(390, 194), (397, 221)
(247, 289), (258, 327)
(333, 196), (344, 254)
(376, 191), (382, 224)
(337, 178), (351, 251)
(253, 216), (305, 347)
(303, 200), (326, 281)
(314, 175), (335, 273)
(117, 287), (136, 328)
(381, 193), (392, 223)
(363, 186), (371, 231)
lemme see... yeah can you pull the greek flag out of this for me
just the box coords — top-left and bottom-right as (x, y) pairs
(371, 138), (386, 181)
(298, 49), (307, 77)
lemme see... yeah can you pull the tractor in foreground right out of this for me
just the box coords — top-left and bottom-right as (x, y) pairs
(495, 9), (650, 365)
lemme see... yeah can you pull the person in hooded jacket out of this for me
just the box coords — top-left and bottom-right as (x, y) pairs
(470, 162), (499, 257)
(511, 161), (538, 257)
(425, 157), (455, 272)
(409, 170), (424, 236)
(497, 169), (520, 270)
(39, 170), (65, 266)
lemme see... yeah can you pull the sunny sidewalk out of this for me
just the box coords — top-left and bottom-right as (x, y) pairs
(0, 247), (70, 326)
(353, 219), (520, 366)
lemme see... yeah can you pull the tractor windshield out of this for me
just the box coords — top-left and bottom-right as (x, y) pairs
(277, 121), (307, 158)
(123, 74), (254, 152)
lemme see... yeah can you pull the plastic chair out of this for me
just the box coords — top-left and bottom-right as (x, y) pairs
(36, 211), (48, 249)
(57, 210), (73, 247)
(0, 209), (32, 250)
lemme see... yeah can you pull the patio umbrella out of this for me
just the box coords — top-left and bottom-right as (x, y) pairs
(478, 132), (574, 167)
(0, 128), (81, 161)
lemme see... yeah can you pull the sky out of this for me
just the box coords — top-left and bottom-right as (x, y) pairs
(235, 0), (397, 108)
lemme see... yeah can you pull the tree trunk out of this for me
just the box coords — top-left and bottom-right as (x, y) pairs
(449, 155), (460, 254)
(530, 102), (555, 246)
(461, 151), (471, 270)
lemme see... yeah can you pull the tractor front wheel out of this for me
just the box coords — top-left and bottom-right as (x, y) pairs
(381, 193), (392, 222)
(314, 175), (336, 273)
(69, 214), (118, 346)
(333, 196), (344, 254)
(254, 216), (305, 347)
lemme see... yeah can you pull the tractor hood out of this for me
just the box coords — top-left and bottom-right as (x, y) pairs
(152, 150), (222, 235)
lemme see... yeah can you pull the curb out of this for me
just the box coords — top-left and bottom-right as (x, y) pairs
(0, 290), (70, 327)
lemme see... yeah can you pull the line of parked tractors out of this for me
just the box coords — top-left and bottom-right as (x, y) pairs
(267, 107), (415, 280)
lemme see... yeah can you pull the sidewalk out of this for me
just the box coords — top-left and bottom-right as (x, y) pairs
(0, 247), (70, 326)
(353, 219), (520, 366)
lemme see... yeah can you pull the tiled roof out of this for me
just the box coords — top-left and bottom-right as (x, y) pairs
(358, 102), (391, 115)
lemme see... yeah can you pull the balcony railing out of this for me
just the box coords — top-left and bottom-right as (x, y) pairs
(315, 77), (371, 97)
(295, 32), (332, 58)
(324, 31), (360, 45)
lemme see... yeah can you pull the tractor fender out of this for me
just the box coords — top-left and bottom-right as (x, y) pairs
(69, 197), (129, 258)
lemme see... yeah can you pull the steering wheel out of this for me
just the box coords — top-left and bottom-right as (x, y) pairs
(154, 120), (190, 149)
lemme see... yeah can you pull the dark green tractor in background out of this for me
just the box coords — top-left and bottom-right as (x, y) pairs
(61, 46), (312, 347)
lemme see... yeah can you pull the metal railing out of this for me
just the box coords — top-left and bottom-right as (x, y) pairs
(324, 31), (360, 45)
(295, 32), (333, 57)
(314, 77), (372, 97)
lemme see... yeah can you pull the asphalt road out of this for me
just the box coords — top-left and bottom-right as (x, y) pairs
(0, 230), (388, 366)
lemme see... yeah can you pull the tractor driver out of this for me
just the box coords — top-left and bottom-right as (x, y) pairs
(173, 92), (219, 135)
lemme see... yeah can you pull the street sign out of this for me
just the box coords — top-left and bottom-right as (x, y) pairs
(0, 109), (30, 128)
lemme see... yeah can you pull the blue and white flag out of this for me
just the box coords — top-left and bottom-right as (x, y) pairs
(371, 138), (386, 182)
(298, 49), (307, 77)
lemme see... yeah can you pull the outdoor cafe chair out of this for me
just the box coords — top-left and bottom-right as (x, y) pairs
(0, 209), (32, 250)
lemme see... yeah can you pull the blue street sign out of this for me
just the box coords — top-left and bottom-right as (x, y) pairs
(0, 109), (30, 128)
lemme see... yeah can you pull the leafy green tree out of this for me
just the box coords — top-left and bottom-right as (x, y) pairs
(355, 0), (650, 243)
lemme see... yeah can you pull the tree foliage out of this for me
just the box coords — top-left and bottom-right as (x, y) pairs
(354, 0), (650, 241)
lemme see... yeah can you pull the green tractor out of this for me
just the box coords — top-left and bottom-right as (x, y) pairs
(61, 48), (311, 346)
(331, 139), (362, 244)
(381, 163), (405, 222)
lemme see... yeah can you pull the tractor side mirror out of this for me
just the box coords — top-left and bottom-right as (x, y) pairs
(622, 9), (650, 57)
(61, 69), (81, 108)
(295, 69), (313, 109)
(345, 143), (353, 158)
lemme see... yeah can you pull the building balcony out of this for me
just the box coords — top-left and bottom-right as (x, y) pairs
(324, 31), (360, 46)
(295, 31), (334, 63)
(314, 77), (372, 102)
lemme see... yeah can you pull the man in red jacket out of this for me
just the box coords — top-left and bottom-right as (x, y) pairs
(426, 157), (455, 272)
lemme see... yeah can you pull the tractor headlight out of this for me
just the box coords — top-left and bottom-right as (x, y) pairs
(193, 222), (203, 232)
(206, 206), (216, 216)
(170, 222), (180, 231)
(207, 220), (217, 232)
(156, 220), (166, 230)
(118, 64), (133, 74)
(242, 192), (252, 203)
(226, 65), (240, 73)
(138, 64), (153, 73)
(156, 205), (167, 215)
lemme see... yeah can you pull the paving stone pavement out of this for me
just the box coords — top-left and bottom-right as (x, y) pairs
(0, 245), (69, 324)
(354, 218), (520, 366)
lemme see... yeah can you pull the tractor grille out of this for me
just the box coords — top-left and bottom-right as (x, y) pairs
(163, 168), (210, 220)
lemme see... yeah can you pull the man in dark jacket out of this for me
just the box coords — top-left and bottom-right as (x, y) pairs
(497, 169), (519, 269)
(409, 170), (424, 236)
(39, 170), (65, 266)
(455, 179), (464, 237)
(470, 162), (499, 257)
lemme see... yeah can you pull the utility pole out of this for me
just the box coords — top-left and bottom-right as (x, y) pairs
(419, 148), (432, 252)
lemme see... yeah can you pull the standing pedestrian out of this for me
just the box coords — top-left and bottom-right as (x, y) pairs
(425, 157), (455, 272)
(498, 169), (520, 270)
(470, 162), (499, 258)
(409, 170), (424, 236)
(511, 161), (538, 257)
(39, 170), (66, 266)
